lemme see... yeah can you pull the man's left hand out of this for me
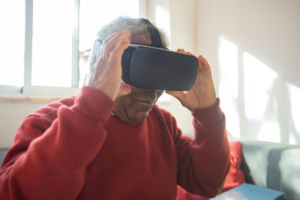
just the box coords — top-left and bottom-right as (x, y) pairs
(166, 49), (217, 112)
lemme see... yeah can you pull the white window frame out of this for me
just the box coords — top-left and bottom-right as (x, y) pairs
(0, 0), (146, 97)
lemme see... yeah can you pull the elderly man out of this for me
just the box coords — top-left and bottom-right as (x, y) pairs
(0, 17), (230, 200)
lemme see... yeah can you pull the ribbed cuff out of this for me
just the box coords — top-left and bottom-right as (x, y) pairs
(72, 86), (115, 124)
(192, 98), (223, 128)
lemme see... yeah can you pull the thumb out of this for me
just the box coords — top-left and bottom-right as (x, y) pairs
(117, 84), (132, 98)
(165, 90), (186, 104)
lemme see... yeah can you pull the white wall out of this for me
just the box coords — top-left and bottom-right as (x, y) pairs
(196, 0), (300, 144)
(0, 102), (47, 148)
(148, 0), (196, 137)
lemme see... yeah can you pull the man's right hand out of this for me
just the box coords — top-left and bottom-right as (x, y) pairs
(87, 31), (132, 101)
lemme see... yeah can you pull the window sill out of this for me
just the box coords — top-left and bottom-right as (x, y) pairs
(0, 96), (172, 104)
(0, 96), (63, 103)
(0, 86), (80, 103)
(0, 92), (172, 104)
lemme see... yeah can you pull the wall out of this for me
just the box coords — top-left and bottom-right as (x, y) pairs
(0, 102), (47, 148)
(196, 0), (300, 144)
(148, 0), (196, 138)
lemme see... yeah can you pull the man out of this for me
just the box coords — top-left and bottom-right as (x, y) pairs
(0, 17), (230, 200)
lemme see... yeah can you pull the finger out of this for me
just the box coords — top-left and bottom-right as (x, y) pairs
(198, 59), (204, 73)
(186, 51), (194, 56)
(102, 31), (121, 45)
(198, 55), (211, 72)
(103, 31), (130, 61)
(105, 31), (130, 48)
(177, 48), (185, 53)
(186, 52), (201, 73)
(107, 30), (130, 46)
(93, 33), (121, 65)
(99, 31), (122, 57)
(165, 90), (186, 105)
(109, 39), (130, 70)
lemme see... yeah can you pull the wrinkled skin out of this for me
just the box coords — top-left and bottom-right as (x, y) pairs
(114, 88), (163, 124)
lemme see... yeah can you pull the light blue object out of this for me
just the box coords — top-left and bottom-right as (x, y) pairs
(211, 183), (284, 200)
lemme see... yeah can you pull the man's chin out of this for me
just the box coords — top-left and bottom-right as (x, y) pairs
(126, 111), (150, 124)
(113, 99), (155, 124)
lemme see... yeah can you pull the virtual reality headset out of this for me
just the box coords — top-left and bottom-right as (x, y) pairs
(92, 19), (199, 91)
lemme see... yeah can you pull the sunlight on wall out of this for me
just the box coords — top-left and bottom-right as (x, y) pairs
(218, 38), (240, 137)
(243, 52), (280, 142)
(257, 119), (281, 143)
(155, 3), (171, 103)
(155, 4), (170, 40)
(243, 52), (278, 120)
(287, 83), (300, 144)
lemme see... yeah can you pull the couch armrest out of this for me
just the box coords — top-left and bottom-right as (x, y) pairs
(230, 139), (300, 200)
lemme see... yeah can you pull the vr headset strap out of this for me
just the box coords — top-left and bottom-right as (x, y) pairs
(141, 18), (164, 48)
(93, 39), (102, 56)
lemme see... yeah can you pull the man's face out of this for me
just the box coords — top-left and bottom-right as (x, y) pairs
(113, 88), (164, 124)
(112, 38), (164, 124)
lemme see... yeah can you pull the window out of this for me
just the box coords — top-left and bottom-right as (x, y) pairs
(32, 0), (74, 87)
(0, 0), (25, 88)
(79, 0), (140, 88)
(0, 0), (144, 97)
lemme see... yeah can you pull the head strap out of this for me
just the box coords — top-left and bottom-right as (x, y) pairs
(92, 18), (165, 57)
(141, 18), (164, 48)
(93, 39), (102, 56)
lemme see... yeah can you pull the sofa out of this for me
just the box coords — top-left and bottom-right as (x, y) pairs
(0, 149), (7, 167)
(1, 137), (300, 200)
(228, 136), (300, 200)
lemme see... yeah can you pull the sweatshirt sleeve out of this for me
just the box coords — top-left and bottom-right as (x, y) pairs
(0, 86), (115, 200)
(175, 98), (230, 198)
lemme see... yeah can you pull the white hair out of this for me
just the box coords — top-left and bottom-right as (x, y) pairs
(88, 16), (169, 68)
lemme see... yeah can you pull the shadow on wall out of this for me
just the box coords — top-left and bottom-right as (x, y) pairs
(218, 37), (300, 145)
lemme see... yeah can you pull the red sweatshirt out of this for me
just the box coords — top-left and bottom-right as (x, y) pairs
(0, 86), (230, 200)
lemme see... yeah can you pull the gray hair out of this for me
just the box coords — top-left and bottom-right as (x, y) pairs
(97, 16), (169, 48)
(89, 16), (169, 67)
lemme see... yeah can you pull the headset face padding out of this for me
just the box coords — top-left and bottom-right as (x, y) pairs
(121, 45), (199, 91)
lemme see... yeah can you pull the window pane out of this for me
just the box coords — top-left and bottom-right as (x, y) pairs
(0, 0), (25, 86)
(32, 0), (73, 87)
(78, 0), (139, 87)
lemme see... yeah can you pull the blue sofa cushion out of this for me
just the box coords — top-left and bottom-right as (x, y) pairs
(0, 148), (8, 166)
(235, 139), (300, 200)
